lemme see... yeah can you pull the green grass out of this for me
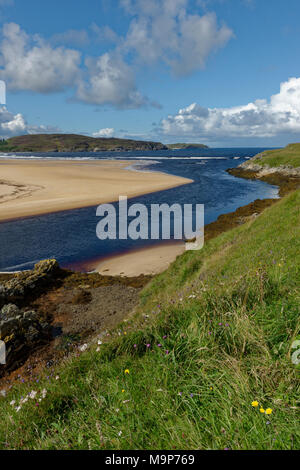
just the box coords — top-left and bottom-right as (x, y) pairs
(0, 191), (299, 450)
(253, 143), (300, 168)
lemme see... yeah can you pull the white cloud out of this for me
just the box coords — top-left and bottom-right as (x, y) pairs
(76, 52), (147, 108)
(159, 77), (300, 142)
(0, 1), (234, 109)
(0, 23), (81, 93)
(93, 127), (115, 137)
(0, 105), (59, 138)
(121, 0), (233, 76)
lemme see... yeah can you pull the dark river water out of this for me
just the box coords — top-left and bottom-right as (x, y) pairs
(0, 148), (278, 272)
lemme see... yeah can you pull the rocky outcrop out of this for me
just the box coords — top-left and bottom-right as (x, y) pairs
(0, 303), (51, 374)
(238, 160), (300, 178)
(0, 259), (59, 374)
(0, 259), (60, 309)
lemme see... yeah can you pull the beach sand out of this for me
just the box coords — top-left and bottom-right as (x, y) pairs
(0, 159), (192, 222)
(94, 241), (186, 277)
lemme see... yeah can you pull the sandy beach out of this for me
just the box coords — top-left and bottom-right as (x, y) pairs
(93, 241), (186, 277)
(0, 159), (192, 222)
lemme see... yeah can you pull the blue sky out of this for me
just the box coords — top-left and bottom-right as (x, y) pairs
(0, 0), (300, 146)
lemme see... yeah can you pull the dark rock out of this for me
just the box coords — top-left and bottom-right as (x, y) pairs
(0, 259), (61, 308)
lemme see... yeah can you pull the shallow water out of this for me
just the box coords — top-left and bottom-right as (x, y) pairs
(0, 148), (278, 272)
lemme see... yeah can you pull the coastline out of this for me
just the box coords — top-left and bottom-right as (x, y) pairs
(0, 158), (192, 222)
(86, 166), (300, 277)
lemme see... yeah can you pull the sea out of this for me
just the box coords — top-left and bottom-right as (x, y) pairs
(0, 148), (279, 272)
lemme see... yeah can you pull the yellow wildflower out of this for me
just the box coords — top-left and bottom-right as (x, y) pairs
(265, 408), (273, 415)
(124, 369), (130, 374)
(251, 401), (259, 408)
(259, 408), (265, 414)
(122, 389), (125, 393)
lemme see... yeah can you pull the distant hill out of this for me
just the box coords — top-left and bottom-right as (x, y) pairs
(166, 143), (209, 150)
(0, 134), (168, 152)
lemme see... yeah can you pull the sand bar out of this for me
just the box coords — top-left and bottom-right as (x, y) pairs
(0, 159), (192, 222)
(93, 241), (186, 277)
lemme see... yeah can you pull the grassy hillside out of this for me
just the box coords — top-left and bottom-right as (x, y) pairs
(251, 143), (300, 168)
(0, 134), (167, 152)
(0, 190), (299, 450)
(167, 143), (209, 149)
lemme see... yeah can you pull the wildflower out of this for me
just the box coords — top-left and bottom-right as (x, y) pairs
(124, 332), (127, 335)
(265, 408), (273, 415)
(29, 391), (37, 400)
(122, 389), (125, 393)
(157, 344), (162, 348)
(124, 369), (130, 374)
(41, 389), (47, 399)
(79, 344), (88, 352)
(118, 431), (122, 437)
(98, 340), (102, 345)
(146, 344), (151, 348)
(178, 392), (182, 396)
(96, 347), (100, 352)
(10, 400), (16, 406)
(259, 408), (265, 414)
(165, 350), (169, 355)
(116, 408), (120, 413)
(55, 375), (60, 380)
(134, 344), (137, 348)
(163, 336), (167, 339)
(15, 406), (22, 412)
(251, 401), (259, 408)
(190, 393), (194, 398)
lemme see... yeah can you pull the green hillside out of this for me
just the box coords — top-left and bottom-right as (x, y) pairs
(250, 143), (300, 168)
(0, 134), (167, 152)
(1, 189), (299, 450)
(167, 143), (209, 149)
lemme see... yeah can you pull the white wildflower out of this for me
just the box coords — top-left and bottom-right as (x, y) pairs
(29, 391), (37, 400)
(79, 344), (88, 352)
(10, 400), (16, 406)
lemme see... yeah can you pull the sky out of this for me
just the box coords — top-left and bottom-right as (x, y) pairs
(0, 0), (300, 147)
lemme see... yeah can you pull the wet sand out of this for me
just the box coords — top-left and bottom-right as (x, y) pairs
(0, 159), (192, 222)
(93, 242), (186, 277)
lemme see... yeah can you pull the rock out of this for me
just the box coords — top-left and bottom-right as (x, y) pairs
(0, 303), (20, 320)
(0, 259), (61, 308)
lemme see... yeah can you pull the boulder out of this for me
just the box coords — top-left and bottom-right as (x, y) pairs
(0, 259), (60, 308)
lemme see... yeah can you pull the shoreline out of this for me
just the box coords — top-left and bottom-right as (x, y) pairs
(82, 166), (300, 277)
(0, 158), (192, 223)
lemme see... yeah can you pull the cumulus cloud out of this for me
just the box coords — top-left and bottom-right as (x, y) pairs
(159, 77), (300, 142)
(0, 105), (59, 138)
(0, 23), (81, 93)
(76, 52), (147, 108)
(93, 127), (115, 137)
(0, 1), (234, 109)
(121, 0), (233, 76)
